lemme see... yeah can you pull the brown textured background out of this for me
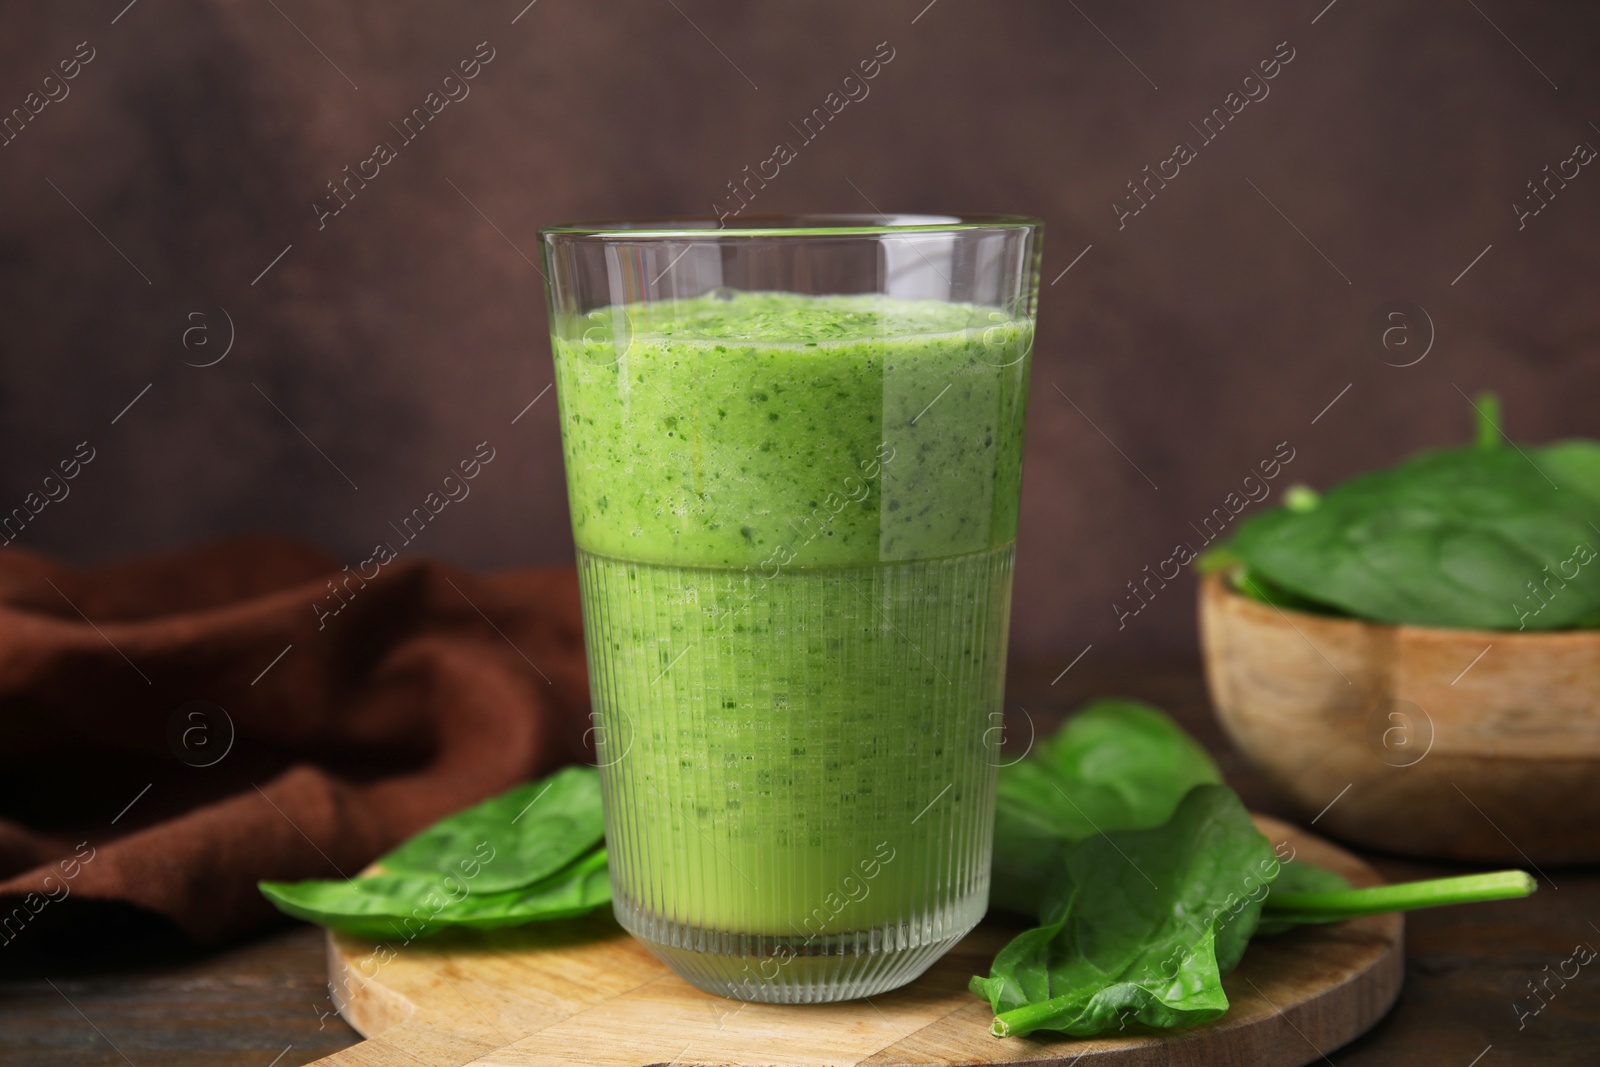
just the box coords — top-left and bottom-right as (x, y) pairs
(0, 0), (1596, 666)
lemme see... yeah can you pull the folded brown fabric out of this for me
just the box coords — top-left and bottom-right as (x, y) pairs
(0, 538), (592, 947)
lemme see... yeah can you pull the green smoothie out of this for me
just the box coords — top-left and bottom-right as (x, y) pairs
(552, 290), (1032, 996)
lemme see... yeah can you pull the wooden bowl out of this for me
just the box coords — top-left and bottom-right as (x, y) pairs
(1199, 573), (1600, 865)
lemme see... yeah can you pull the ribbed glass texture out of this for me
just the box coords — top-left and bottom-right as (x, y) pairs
(580, 546), (1012, 1002)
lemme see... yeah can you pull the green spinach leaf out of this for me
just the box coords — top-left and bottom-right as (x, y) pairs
(1541, 441), (1600, 509)
(979, 694), (1538, 1040)
(973, 785), (1277, 1038)
(1224, 398), (1600, 630)
(260, 847), (610, 940)
(991, 699), (1221, 917)
(378, 765), (605, 892)
(258, 766), (612, 937)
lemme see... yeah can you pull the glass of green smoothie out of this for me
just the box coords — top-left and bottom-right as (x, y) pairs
(540, 214), (1041, 1003)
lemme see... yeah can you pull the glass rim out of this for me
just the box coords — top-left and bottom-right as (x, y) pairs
(540, 213), (1042, 240)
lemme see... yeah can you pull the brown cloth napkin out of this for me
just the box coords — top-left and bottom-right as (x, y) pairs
(0, 538), (592, 948)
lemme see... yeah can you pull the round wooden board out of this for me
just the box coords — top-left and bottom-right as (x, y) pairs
(310, 815), (1402, 1067)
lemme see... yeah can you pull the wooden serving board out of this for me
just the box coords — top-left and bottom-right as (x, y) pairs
(310, 816), (1401, 1067)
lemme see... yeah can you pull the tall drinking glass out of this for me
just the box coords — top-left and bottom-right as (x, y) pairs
(541, 215), (1041, 1002)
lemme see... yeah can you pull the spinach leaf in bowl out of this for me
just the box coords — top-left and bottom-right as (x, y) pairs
(1226, 397), (1600, 630)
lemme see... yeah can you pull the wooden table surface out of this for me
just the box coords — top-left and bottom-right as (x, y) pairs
(3, 660), (1595, 1065)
